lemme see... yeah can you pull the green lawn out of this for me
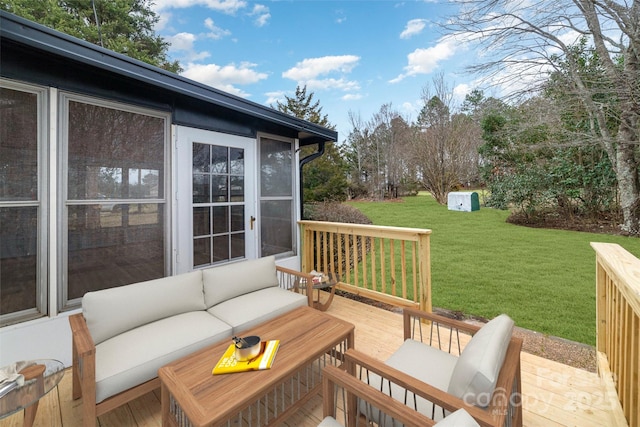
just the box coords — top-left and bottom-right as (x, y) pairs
(347, 194), (640, 346)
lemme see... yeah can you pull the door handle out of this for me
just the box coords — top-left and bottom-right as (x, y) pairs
(250, 216), (256, 230)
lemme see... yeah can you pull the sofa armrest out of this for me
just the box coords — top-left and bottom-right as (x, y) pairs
(69, 312), (96, 413)
(276, 265), (314, 307)
(343, 349), (495, 427)
(323, 364), (438, 427)
(69, 313), (95, 359)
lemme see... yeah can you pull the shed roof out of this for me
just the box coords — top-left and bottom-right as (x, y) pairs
(0, 11), (337, 146)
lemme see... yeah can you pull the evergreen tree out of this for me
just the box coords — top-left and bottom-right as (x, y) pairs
(274, 85), (348, 206)
(0, 0), (181, 72)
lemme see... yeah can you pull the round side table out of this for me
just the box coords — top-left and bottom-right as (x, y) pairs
(0, 359), (65, 427)
(311, 272), (340, 311)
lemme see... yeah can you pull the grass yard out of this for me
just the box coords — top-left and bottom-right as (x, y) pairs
(347, 194), (640, 346)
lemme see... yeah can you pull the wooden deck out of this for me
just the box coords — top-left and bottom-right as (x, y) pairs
(0, 294), (623, 427)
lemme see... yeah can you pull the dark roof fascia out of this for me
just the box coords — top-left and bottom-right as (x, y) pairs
(0, 11), (337, 145)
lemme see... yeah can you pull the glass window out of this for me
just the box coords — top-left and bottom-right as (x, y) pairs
(193, 143), (245, 267)
(259, 137), (294, 257)
(0, 83), (45, 326)
(64, 97), (168, 306)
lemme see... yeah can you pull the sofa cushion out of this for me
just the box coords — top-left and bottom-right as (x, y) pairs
(83, 270), (205, 345)
(361, 339), (458, 425)
(202, 256), (280, 308)
(447, 314), (514, 407)
(434, 409), (480, 427)
(318, 416), (342, 427)
(94, 311), (232, 403)
(207, 287), (307, 334)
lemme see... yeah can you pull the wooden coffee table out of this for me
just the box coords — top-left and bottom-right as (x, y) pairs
(159, 306), (355, 427)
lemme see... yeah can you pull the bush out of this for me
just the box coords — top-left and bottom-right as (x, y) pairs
(304, 202), (373, 224)
(303, 203), (372, 274)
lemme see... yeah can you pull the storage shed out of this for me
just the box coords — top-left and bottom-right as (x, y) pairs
(447, 191), (480, 212)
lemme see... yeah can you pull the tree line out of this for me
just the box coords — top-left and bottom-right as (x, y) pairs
(4, 0), (637, 235)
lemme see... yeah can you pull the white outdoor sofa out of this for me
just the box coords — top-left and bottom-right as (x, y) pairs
(68, 256), (313, 425)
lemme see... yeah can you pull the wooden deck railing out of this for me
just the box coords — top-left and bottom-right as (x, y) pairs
(592, 242), (639, 427)
(299, 221), (432, 313)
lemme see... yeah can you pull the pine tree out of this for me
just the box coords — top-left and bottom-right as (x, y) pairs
(274, 85), (348, 204)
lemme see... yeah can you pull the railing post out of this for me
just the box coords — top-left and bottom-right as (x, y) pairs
(595, 254), (607, 357)
(418, 232), (431, 314)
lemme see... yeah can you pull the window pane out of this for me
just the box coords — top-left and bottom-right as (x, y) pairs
(193, 174), (210, 204)
(230, 176), (244, 202)
(67, 203), (165, 299)
(212, 235), (229, 263)
(260, 138), (292, 197)
(230, 148), (244, 175)
(193, 237), (211, 267)
(261, 200), (292, 256)
(193, 143), (210, 173)
(211, 175), (228, 202)
(65, 100), (166, 303)
(231, 233), (245, 259)
(0, 207), (38, 316)
(193, 207), (210, 237)
(212, 206), (228, 234)
(0, 88), (38, 201)
(210, 145), (228, 174)
(67, 101), (164, 200)
(230, 205), (244, 232)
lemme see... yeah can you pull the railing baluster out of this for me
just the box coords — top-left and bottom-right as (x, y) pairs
(299, 220), (432, 312)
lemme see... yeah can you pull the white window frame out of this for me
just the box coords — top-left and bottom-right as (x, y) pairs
(0, 78), (49, 326)
(58, 92), (171, 310)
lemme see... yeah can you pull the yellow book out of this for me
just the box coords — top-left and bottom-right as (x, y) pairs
(212, 340), (280, 375)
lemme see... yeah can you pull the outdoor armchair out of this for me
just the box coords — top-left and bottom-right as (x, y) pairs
(342, 308), (523, 427)
(320, 363), (481, 426)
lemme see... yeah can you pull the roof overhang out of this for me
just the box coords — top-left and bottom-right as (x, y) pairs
(0, 11), (337, 146)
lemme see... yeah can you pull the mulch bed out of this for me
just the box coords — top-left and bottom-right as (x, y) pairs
(336, 290), (597, 373)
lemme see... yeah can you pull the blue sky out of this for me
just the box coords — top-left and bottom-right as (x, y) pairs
(152, 0), (474, 140)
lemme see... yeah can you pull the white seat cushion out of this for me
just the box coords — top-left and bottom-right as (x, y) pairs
(361, 339), (458, 424)
(435, 409), (481, 427)
(207, 287), (307, 334)
(94, 311), (232, 403)
(318, 416), (342, 427)
(447, 314), (514, 407)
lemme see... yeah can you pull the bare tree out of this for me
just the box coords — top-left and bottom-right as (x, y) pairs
(444, 0), (640, 234)
(412, 75), (482, 204)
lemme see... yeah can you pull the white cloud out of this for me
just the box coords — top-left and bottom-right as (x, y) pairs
(306, 78), (360, 92)
(167, 32), (197, 52)
(390, 39), (456, 83)
(453, 83), (471, 99)
(153, 0), (247, 14)
(282, 55), (360, 80)
(181, 62), (268, 98)
(204, 18), (231, 39)
(166, 32), (211, 61)
(400, 19), (428, 39)
(250, 4), (271, 27)
(155, 12), (171, 31)
(342, 93), (362, 101)
(264, 90), (286, 105)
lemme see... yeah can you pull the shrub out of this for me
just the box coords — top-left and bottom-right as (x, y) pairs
(304, 202), (372, 225)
